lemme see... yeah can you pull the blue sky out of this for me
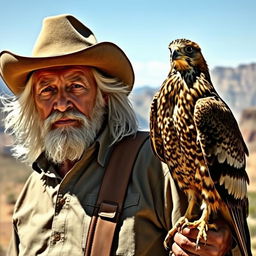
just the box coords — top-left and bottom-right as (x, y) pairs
(0, 0), (256, 88)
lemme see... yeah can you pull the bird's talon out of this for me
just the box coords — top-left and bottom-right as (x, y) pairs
(164, 234), (171, 250)
(164, 227), (177, 250)
(195, 221), (208, 246)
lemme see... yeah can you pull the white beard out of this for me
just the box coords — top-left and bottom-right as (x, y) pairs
(42, 97), (106, 164)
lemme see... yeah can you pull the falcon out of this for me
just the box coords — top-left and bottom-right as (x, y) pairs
(150, 38), (252, 255)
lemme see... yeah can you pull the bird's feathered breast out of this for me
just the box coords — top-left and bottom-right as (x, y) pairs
(150, 72), (215, 188)
(150, 71), (214, 160)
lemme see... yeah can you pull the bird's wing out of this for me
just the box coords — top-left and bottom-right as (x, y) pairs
(194, 95), (251, 256)
(149, 91), (166, 162)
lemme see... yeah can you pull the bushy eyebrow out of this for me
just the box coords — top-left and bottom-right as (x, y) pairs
(67, 75), (84, 83)
(37, 77), (55, 88)
(34, 70), (91, 89)
(64, 72), (88, 83)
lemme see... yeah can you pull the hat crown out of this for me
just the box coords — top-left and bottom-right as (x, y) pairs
(32, 14), (97, 57)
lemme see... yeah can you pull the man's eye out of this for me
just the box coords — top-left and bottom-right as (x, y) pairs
(40, 86), (55, 94)
(71, 83), (84, 89)
(69, 83), (88, 92)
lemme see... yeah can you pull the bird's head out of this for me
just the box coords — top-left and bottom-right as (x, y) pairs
(169, 39), (209, 78)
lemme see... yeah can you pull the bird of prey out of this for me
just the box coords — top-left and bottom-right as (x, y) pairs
(150, 39), (252, 255)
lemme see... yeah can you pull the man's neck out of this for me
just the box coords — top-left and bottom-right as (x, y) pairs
(58, 160), (76, 177)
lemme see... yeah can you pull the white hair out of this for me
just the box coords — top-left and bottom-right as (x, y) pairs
(1, 78), (43, 163)
(1, 67), (138, 164)
(92, 69), (138, 144)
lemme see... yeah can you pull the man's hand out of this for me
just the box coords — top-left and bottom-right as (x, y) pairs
(170, 220), (232, 256)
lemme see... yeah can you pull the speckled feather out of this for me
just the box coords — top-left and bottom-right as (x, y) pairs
(150, 39), (251, 255)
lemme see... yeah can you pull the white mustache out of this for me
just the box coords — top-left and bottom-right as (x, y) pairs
(44, 110), (89, 130)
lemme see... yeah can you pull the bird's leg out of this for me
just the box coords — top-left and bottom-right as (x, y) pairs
(180, 194), (198, 225)
(164, 195), (197, 250)
(182, 203), (217, 248)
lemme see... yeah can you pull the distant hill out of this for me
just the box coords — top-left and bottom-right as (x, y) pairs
(211, 63), (256, 117)
(129, 86), (158, 130)
(240, 107), (256, 152)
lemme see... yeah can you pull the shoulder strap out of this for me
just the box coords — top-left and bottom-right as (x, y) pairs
(85, 131), (149, 256)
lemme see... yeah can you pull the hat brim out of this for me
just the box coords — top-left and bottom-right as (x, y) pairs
(0, 42), (134, 95)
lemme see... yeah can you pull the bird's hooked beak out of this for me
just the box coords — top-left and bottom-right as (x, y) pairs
(170, 48), (190, 72)
(172, 50), (180, 61)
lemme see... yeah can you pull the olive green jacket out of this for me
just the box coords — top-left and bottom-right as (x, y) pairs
(8, 127), (241, 256)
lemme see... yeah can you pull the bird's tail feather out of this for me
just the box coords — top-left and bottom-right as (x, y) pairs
(227, 201), (252, 256)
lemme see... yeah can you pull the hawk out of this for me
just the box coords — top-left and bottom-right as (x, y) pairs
(150, 39), (252, 255)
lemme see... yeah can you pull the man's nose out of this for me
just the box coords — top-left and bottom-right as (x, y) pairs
(53, 90), (73, 112)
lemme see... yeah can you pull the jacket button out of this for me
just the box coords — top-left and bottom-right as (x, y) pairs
(53, 232), (61, 242)
(55, 197), (66, 215)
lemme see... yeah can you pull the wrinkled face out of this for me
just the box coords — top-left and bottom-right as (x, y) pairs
(32, 66), (106, 164)
(33, 66), (98, 128)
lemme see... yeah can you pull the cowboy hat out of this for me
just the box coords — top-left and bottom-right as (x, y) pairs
(0, 14), (134, 95)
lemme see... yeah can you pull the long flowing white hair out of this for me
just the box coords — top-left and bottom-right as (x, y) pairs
(1, 67), (138, 164)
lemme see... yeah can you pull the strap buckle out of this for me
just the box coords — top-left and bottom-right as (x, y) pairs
(98, 202), (118, 219)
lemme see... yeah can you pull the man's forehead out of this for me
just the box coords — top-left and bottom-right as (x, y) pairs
(33, 65), (92, 80)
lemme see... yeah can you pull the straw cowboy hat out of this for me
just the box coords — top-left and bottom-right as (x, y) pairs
(0, 14), (134, 95)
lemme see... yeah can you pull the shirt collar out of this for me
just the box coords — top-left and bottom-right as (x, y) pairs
(95, 124), (114, 167)
(32, 152), (50, 174)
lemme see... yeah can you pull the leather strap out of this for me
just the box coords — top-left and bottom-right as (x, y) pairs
(85, 131), (149, 256)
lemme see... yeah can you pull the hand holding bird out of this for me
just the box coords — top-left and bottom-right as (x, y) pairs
(172, 219), (232, 256)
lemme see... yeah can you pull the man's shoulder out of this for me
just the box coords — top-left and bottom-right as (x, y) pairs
(17, 171), (44, 195)
(134, 131), (156, 156)
(12, 171), (44, 213)
(131, 131), (162, 166)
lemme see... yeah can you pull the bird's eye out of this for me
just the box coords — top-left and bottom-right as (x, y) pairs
(185, 46), (193, 54)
